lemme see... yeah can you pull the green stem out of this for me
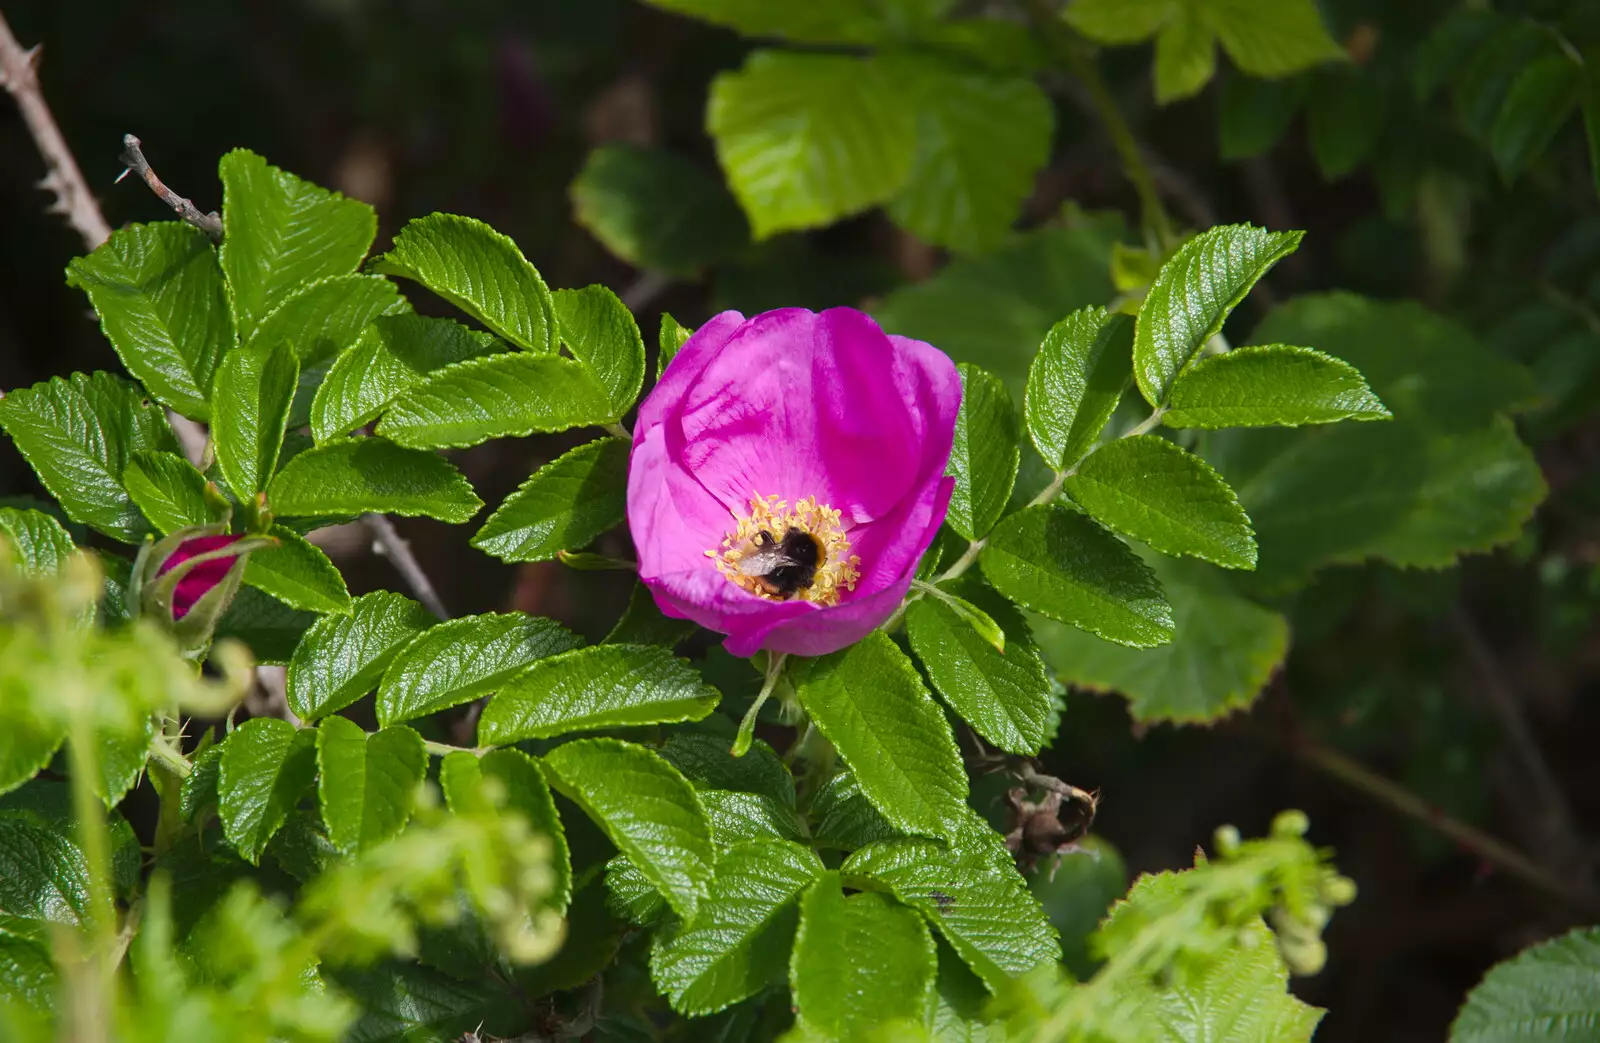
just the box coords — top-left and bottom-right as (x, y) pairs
(423, 738), (485, 758)
(65, 708), (116, 1038)
(146, 730), (192, 778)
(733, 653), (787, 758)
(605, 422), (632, 441)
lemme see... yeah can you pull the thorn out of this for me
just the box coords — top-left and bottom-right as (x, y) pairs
(114, 167), (132, 184)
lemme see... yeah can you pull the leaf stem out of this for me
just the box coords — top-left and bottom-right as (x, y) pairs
(146, 730), (192, 778)
(604, 422), (633, 441)
(733, 653), (787, 758)
(423, 738), (486, 758)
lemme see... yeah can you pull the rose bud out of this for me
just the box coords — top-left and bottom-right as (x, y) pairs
(628, 307), (960, 657)
(127, 525), (274, 655)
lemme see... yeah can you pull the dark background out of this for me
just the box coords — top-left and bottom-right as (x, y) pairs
(3, 2), (1597, 1040)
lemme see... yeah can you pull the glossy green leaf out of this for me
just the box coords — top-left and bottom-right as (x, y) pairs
(906, 584), (1052, 755)
(1449, 926), (1600, 1043)
(1026, 307), (1135, 470)
(553, 285), (645, 419)
(96, 718), (154, 807)
(65, 221), (232, 419)
(376, 352), (614, 450)
(947, 365), (1020, 541)
(376, 611), (581, 726)
(0, 507), (77, 577)
(708, 50), (918, 239)
(539, 738), (714, 919)
(1135, 224), (1303, 408)
(884, 59), (1052, 253)
(606, 855), (669, 928)
(217, 718), (318, 865)
(1034, 555), (1288, 723)
(0, 372), (178, 542)
(792, 631), (967, 841)
(1154, 7), (1217, 104)
(122, 451), (209, 533)
(811, 772), (901, 852)
(982, 504), (1174, 648)
(699, 789), (808, 847)
(875, 223), (1121, 391)
(1492, 55), (1582, 181)
(243, 526), (351, 614)
(472, 437), (629, 563)
(1066, 435), (1256, 569)
(218, 149), (376, 341)
(658, 732), (794, 807)
(214, 586), (319, 665)
(213, 341), (298, 498)
(843, 827), (1060, 987)
(0, 929), (55, 1012)
(267, 437), (482, 522)
(315, 716), (426, 854)
(287, 591), (437, 721)
(570, 144), (749, 276)
(478, 644), (719, 744)
(311, 315), (503, 443)
(331, 961), (511, 1043)
(368, 212), (556, 353)
(650, 839), (822, 1015)
(440, 748), (571, 910)
(659, 313), (693, 379)
(0, 815), (93, 926)
(790, 874), (936, 1042)
(1164, 344), (1390, 428)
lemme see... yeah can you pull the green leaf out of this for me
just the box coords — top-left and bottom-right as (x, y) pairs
(217, 718), (318, 865)
(875, 223), (1122, 391)
(214, 586), (319, 665)
(243, 526), (351, 614)
(287, 591), (437, 721)
(790, 874), (936, 1042)
(658, 732), (795, 807)
(122, 451), (209, 534)
(1065, 435), (1256, 569)
(311, 315), (504, 443)
(708, 50), (918, 239)
(884, 59), (1052, 254)
(375, 352), (614, 450)
(180, 743), (223, 822)
(1113, 917), (1325, 1042)
(1025, 308), (1135, 470)
(0, 711), (64, 803)
(0, 815), (93, 926)
(1308, 71), (1388, 179)
(1164, 344), (1390, 428)
(478, 644), (720, 744)
(376, 611), (581, 726)
(570, 144), (749, 276)
(332, 961), (513, 1043)
(368, 212), (556, 353)
(640, 0), (903, 44)
(218, 149), (377, 341)
(1034, 555), (1288, 723)
(0, 372), (178, 542)
(553, 286), (645, 419)
(947, 365), (1020, 541)
(1206, 0), (1346, 79)
(906, 584), (1052, 756)
(1218, 73), (1307, 160)
(64, 222), (232, 420)
(1063, 0), (1171, 44)
(472, 439), (629, 565)
(315, 716), (426, 854)
(246, 274), (401, 360)
(267, 437), (482, 522)
(659, 313), (693, 380)
(1449, 926), (1600, 1043)
(440, 748), (571, 910)
(606, 855), (669, 927)
(844, 828), (1060, 988)
(650, 839), (821, 1015)
(604, 582), (698, 649)
(1154, 8), (1217, 104)
(700, 789), (808, 847)
(982, 504), (1174, 648)
(539, 738), (714, 919)
(792, 631), (967, 841)
(0, 507), (76, 577)
(1134, 224), (1303, 408)
(0, 930), (55, 1012)
(1584, 67), (1600, 201)
(96, 719), (154, 807)
(811, 771), (901, 852)
(213, 341), (298, 497)
(1492, 55), (1582, 181)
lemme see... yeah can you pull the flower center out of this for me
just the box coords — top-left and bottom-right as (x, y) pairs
(709, 493), (861, 606)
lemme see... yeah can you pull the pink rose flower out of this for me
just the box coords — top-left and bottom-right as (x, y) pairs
(157, 533), (244, 620)
(628, 307), (961, 657)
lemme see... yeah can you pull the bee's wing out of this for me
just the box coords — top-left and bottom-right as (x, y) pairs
(733, 546), (788, 576)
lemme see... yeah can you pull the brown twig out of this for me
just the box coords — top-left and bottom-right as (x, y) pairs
(0, 9), (111, 248)
(1286, 735), (1600, 917)
(116, 134), (222, 243)
(364, 513), (449, 621)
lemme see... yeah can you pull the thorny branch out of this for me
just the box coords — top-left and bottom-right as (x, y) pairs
(117, 133), (223, 242)
(0, 10), (111, 248)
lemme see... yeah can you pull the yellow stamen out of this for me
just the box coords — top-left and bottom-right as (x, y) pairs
(708, 492), (861, 606)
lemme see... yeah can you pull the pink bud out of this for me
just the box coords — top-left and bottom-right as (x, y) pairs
(157, 534), (244, 620)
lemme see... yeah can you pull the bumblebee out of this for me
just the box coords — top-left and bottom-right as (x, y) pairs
(733, 527), (823, 599)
